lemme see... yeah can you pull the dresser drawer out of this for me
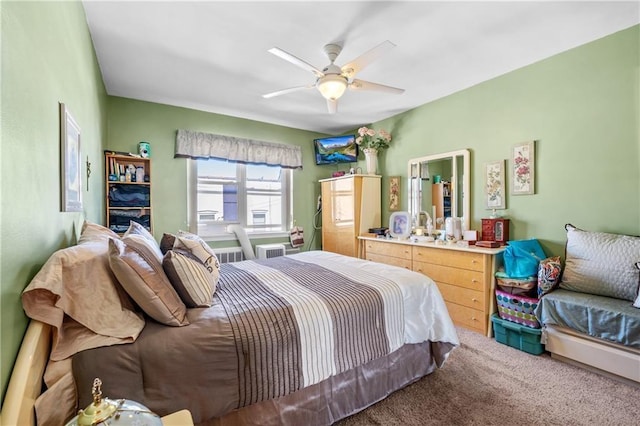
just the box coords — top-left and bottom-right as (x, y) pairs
(444, 302), (486, 334)
(413, 246), (485, 272)
(366, 252), (412, 269)
(365, 240), (411, 259)
(437, 282), (485, 311)
(413, 262), (485, 291)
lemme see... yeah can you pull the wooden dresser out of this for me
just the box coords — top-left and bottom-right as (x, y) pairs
(361, 236), (504, 336)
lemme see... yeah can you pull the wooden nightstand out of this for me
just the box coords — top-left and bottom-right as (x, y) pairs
(162, 410), (194, 426)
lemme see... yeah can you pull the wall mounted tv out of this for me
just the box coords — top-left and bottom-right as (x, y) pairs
(314, 135), (358, 165)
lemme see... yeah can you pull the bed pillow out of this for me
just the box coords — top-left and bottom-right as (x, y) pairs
(109, 237), (189, 326)
(77, 220), (120, 244)
(124, 220), (157, 244)
(163, 250), (217, 307)
(160, 232), (176, 254)
(560, 224), (640, 301)
(22, 230), (144, 361)
(633, 263), (640, 309)
(174, 233), (221, 278)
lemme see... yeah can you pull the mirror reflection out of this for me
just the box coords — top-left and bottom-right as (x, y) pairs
(407, 149), (470, 234)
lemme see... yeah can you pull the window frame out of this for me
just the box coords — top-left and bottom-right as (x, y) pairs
(187, 158), (292, 241)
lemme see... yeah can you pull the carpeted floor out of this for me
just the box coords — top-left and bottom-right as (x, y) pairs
(337, 327), (640, 425)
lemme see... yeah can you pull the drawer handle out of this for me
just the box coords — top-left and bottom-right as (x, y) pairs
(471, 259), (478, 264)
(471, 279), (478, 283)
(472, 298), (478, 302)
(471, 317), (477, 321)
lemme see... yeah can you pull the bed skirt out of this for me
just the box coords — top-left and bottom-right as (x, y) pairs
(205, 340), (454, 426)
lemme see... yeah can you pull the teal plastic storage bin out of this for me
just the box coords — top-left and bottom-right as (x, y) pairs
(491, 313), (545, 355)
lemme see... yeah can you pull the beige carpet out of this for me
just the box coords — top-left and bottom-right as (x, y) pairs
(338, 327), (640, 425)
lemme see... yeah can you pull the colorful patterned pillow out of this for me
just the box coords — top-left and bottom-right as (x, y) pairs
(633, 262), (640, 309)
(537, 256), (562, 297)
(560, 224), (640, 301)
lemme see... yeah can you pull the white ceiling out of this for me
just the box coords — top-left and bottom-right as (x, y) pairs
(82, 1), (640, 135)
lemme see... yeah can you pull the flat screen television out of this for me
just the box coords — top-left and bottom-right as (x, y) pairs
(314, 135), (358, 165)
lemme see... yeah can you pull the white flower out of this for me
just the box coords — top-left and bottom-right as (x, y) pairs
(354, 126), (392, 151)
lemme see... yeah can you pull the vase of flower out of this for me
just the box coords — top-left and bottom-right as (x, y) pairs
(355, 126), (392, 176)
(363, 148), (378, 174)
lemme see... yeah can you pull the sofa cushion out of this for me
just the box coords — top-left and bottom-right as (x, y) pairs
(559, 224), (640, 301)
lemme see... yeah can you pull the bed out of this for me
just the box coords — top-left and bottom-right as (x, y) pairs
(6, 222), (458, 425)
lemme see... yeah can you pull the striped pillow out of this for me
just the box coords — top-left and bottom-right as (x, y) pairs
(174, 235), (221, 278)
(163, 250), (217, 308)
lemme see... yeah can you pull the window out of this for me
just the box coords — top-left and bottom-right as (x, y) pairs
(189, 158), (292, 238)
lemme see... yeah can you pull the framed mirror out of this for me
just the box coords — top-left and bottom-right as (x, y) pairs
(407, 149), (470, 233)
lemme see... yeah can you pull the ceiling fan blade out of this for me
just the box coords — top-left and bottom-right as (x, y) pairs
(268, 47), (324, 78)
(263, 84), (315, 99)
(349, 79), (405, 94)
(327, 99), (337, 114)
(341, 40), (396, 78)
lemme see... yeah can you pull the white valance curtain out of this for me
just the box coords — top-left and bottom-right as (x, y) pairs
(175, 129), (303, 169)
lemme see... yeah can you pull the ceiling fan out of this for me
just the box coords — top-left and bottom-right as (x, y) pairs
(263, 40), (405, 114)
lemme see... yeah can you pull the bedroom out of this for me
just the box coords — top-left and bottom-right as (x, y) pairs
(1, 0), (639, 424)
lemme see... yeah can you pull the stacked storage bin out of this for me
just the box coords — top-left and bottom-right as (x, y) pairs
(491, 239), (546, 355)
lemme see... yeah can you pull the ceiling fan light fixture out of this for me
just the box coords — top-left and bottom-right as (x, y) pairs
(317, 74), (348, 100)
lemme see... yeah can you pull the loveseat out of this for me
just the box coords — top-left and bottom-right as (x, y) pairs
(534, 224), (640, 384)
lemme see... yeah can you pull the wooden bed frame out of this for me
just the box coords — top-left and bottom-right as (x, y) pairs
(544, 325), (640, 386)
(0, 320), (193, 426)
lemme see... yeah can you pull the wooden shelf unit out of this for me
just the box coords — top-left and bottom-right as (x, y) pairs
(105, 152), (152, 234)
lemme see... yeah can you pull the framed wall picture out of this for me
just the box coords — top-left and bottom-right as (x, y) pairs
(60, 102), (83, 212)
(512, 140), (535, 195)
(389, 176), (400, 211)
(485, 160), (506, 209)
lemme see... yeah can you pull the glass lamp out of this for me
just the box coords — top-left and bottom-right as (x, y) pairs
(317, 74), (348, 100)
(66, 378), (162, 426)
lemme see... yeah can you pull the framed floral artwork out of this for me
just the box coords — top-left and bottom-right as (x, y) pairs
(485, 160), (506, 209)
(389, 176), (400, 211)
(60, 102), (83, 212)
(512, 140), (535, 195)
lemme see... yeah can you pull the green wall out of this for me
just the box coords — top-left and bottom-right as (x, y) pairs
(105, 97), (329, 248)
(1, 0), (638, 408)
(376, 25), (639, 256)
(0, 1), (108, 401)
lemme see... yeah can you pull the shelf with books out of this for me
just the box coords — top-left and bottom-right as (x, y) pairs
(105, 152), (152, 234)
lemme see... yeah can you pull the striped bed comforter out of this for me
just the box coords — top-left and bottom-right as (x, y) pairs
(72, 251), (458, 422)
(219, 254), (405, 406)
